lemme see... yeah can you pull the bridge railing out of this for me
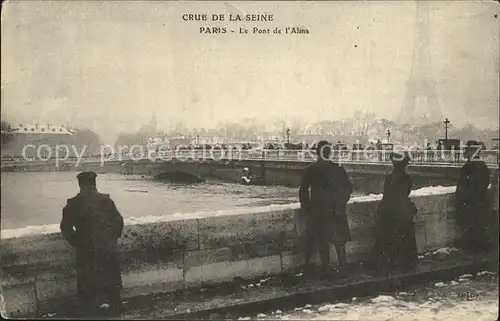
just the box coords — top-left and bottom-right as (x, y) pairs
(2, 149), (499, 166)
(143, 149), (499, 165)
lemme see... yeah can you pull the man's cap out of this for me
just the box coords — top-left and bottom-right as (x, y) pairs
(316, 140), (331, 150)
(390, 151), (411, 166)
(243, 167), (249, 171)
(77, 171), (97, 185)
(315, 140), (331, 160)
(465, 140), (481, 149)
(464, 140), (483, 156)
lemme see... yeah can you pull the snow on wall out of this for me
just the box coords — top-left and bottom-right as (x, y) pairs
(0, 185), (457, 240)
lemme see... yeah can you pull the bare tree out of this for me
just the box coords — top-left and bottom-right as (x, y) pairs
(352, 110), (375, 138)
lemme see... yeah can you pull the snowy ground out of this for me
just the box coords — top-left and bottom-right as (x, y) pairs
(239, 272), (498, 321)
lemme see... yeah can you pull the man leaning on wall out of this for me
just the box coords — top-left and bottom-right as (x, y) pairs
(299, 140), (353, 279)
(60, 171), (124, 317)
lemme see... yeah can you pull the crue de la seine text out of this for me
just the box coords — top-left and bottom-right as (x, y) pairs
(182, 13), (275, 22)
(181, 13), (310, 35)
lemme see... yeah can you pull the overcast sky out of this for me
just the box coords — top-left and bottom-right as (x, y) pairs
(1, 0), (499, 143)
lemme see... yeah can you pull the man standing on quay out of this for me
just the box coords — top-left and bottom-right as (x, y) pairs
(299, 140), (353, 278)
(60, 171), (124, 317)
(455, 141), (492, 251)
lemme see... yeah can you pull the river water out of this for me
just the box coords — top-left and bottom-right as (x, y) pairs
(241, 273), (499, 321)
(0, 172), (299, 230)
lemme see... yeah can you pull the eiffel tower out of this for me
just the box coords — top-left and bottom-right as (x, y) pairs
(397, 1), (442, 125)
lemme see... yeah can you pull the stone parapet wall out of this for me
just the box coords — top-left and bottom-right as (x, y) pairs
(1, 187), (497, 317)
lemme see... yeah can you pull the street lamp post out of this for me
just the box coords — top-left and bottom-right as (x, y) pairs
(286, 128), (290, 144)
(443, 118), (450, 141)
(493, 138), (499, 164)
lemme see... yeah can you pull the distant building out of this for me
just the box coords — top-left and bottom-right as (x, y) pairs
(1, 122), (101, 158)
(138, 113), (158, 138)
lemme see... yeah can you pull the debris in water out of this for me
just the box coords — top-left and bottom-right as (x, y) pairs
(450, 281), (459, 285)
(257, 313), (267, 318)
(303, 309), (313, 314)
(256, 283), (261, 287)
(126, 189), (148, 193)
(238, 317), (251, 320)
(459, 274), (473, 278)
(435, 282), (447, 287)
(294, 307), (303, 311)
(352, 297), (357, 302)
(295, 272), (303, 277)
(260, 277), (271, 283)
(275, 309), (282, 314)
(100, 303), (110, 309)
(248, 284), (254, 288)
(305, 304), (312, 308)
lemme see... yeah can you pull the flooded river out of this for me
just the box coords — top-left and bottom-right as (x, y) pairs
(0, 171), (300, 230)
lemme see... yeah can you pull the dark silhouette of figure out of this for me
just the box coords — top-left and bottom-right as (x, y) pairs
(375, 140), (384, 162)
(425, 143), (434, 161)
(351, 144), (358, 161)
(299, 140), (353, 277)
(60, 172), (124, 317)
(436, 140), (444, 162)
(373, 151), (418, 274)
(455, 140), (491, 251)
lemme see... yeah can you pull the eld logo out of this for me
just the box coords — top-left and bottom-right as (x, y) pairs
(457, 292), (478, 300)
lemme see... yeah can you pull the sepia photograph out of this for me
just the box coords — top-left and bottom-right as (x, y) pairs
(0, 0), (499, 319)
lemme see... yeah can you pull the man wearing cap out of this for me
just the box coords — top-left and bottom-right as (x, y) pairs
(455, 140), (491, 251)
(299, 140), (353, 278)
(60, 171), (124, 317)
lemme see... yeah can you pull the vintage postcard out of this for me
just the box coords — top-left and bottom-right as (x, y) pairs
(1, 0), (499, 320)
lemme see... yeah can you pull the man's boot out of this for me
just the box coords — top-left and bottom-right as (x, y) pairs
(79, 297), (98, 318)
(107, 287), (122, 318)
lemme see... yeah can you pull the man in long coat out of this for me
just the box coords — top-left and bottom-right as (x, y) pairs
(373, 151), (418, 273)
(455, 140), (491, 251)
(299, 140), (353, 278)
(60, 171), (124, 317)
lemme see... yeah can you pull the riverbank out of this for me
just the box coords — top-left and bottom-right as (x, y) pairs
(40, 248), (497, 319)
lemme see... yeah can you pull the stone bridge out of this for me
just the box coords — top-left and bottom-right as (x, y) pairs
(3, 155), (499, 194)
(73, 157), (499, 195)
